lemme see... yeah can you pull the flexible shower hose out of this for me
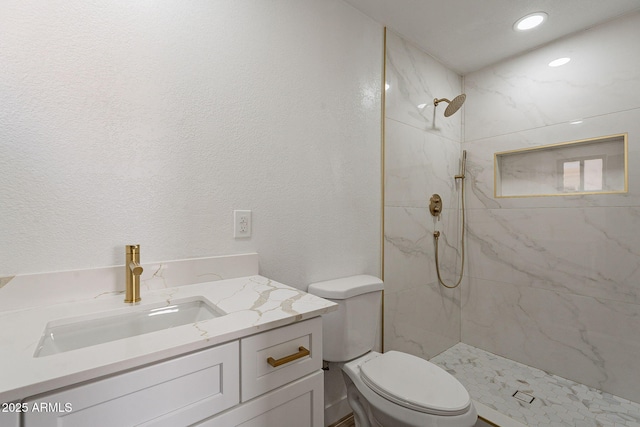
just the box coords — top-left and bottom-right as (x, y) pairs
(434, 175), (465, 289)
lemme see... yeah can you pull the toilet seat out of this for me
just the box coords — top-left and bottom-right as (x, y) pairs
(359, 351), (471, 416)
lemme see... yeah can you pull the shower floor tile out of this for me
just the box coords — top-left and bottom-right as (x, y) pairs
(430, 343), (640, 427)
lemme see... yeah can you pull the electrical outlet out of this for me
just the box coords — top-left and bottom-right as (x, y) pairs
(233, 210), (252, 238)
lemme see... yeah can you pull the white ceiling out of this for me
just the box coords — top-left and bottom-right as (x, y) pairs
(343, 0), (640, 75)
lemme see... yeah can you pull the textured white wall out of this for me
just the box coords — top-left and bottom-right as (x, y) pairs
(462, 11), (640, 403)
(0, 1), (382, 290)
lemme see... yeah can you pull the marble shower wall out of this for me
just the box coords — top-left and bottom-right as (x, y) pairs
(462, 11), (640, 403)
(384, 31), (463, 359)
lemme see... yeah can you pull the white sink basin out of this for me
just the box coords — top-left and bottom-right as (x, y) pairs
(35, 298), (224, 357)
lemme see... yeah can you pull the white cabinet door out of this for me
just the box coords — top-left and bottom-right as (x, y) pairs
(197, 370), (324, 427)
(241, 317), (322, 401)
(23, 342), (239, 427)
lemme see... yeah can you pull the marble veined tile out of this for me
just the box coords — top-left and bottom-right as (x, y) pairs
(0, 277), (14, 289)
(384, 284), (460, 360)
(384, 206), (434, 293)
(384, 206), (465, 293)
(432, 343), (640, 427)
(463, 108), (640, 210)
(461, 278), (640, 404)
(385, 118), (462, 208)
(464, 12), (640, 141)
(383, 205), (463, 360)
(385, 31), (462, 141)
(465, 206), (640, 305)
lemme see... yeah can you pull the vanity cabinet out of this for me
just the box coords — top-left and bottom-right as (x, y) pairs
(197, 371), (323, 427)
(22, 342), (239, 427)
(20, 317), (323, 427)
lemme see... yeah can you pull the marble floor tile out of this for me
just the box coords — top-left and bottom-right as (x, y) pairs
(431, 343), (640, 427)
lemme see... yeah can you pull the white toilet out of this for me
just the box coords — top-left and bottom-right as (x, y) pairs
(308, 275), (477, 427)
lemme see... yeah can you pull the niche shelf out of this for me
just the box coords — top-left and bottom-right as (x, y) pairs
(495, 133), (628, 198)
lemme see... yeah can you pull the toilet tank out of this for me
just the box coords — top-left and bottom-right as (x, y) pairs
(308, 275), (384, 362)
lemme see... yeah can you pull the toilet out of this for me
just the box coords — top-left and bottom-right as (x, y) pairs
(308, 275), (477, 427)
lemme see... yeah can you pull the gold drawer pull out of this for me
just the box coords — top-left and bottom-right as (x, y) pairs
(267, 346), (310, 367)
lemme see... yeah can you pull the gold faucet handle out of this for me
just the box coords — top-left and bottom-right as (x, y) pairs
(129, 262), (143, 276)
(126, 244), (143, 275)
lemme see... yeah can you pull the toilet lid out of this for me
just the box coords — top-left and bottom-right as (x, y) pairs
(359, 351), (471, 416)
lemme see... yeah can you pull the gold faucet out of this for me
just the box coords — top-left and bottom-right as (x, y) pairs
(125, 244), (143, 303)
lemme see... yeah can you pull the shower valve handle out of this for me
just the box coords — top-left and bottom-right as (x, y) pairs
(429, 194), (443, 217)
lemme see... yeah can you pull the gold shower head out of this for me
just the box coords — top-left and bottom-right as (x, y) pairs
(434, 93), (466, 117)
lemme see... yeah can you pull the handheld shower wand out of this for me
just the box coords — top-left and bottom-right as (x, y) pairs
(433, 150), (467, 289)
(455, 150), (467, 180)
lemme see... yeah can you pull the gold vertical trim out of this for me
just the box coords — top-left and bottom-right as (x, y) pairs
(494, 151), (498, 198)
(380, 27), (387, 353)
(624, 132), (629, 192)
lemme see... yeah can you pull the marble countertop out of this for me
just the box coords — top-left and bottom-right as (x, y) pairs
(0, 275), (337, 403)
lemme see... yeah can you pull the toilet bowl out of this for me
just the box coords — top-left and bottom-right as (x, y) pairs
(308, 275), (477, 427)
(341, 351), (477, 427)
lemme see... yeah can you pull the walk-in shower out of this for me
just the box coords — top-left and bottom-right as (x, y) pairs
(430, 150), (467, 289)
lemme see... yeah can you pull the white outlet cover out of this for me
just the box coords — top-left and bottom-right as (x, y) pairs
(233, 210), (252, 238)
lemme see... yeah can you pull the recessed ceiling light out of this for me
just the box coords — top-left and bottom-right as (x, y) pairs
(514, 12), (548, 31)
(549, 57), (571, 67)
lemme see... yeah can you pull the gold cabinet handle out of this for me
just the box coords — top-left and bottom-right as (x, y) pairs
(267, 346), (310, 367)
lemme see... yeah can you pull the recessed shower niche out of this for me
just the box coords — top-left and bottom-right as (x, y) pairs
(495, 133), (628, 198)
